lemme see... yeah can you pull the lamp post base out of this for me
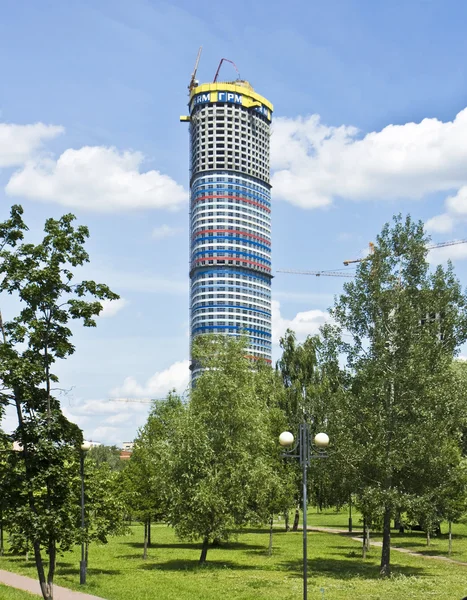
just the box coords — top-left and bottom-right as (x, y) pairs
(79, 560), (86, 585)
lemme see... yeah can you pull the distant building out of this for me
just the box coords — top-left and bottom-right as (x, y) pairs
(122, 442), (134, 452)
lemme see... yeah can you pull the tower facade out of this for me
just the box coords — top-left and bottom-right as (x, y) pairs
(182, 80), (273, 377)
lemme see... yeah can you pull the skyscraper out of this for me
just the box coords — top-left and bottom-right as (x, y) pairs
(181, 76), (273, 378)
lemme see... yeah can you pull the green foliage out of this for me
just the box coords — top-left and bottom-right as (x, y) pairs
(121, 391), (184, 524)
(168, 336), (293, 562)
(82, 459), (129, 544)
(88, 444), (126, 472)
(276, 327), (355, 510)
(0, 205), (118, 599)
(329, 214), (467, 574)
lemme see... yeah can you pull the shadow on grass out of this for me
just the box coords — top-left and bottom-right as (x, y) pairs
(123, 541), (200, 550)
(140, 559), (258, 571)
(123, 540), (264, 551)
(279, 557), (427, 580)
(231, 528), (274, 535)
(2, 558), (75, 571)
(57, 567), (121, 577)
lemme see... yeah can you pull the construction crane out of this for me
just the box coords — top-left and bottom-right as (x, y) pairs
(108, 389), (190, 405)
(108, 398), (155, 404)
(343, 239), (467, 266)
(188, 46), (203, 92)
(276, 269), (354, 278)
(213, 58), (241, 83)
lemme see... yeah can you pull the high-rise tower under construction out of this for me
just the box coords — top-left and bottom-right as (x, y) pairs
(181, 59), (273, 377)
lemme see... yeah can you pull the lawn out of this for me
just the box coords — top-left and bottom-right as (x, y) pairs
(1, 523), (467, 599)
(304, 507), (467, 563)
(0, 583), (37, 600)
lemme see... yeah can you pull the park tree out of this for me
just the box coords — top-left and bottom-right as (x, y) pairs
(80, 459), (129, 564)
(122, 392), (184, 558)
(276, 328), (355, 528)
(0, 205), (118, 600)
(249, 362), (295, 551)
(330, 214), (467, 576)
(168, 335), (288, 564)
(88, 444), (127, 472)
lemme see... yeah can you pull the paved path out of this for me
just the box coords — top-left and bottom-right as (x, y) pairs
(307, 526), (467, 567)
(0, 569), (106, 599)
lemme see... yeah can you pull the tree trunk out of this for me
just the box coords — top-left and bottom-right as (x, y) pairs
(268, 518), (273, 556)
(284, 511), (290, 532)
(348, 495), (353, 533)
(448, 520), (452, 556)
(394, 509), (401, 531)
(148, 517), (151, 547)
(379, 506), (391, 577)
(47, 540), (56, 599)
(292, 507), (300, 532)
(426, 529), (430, 547)
(34, 540), (51, 600)
(199, 536), (209, 565)
(0, 506), (3, 556)
(362, 518), (367, 559)
(143, 520), (148, 560)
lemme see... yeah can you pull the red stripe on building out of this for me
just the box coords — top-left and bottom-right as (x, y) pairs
(191, 195), (271, 213)
(192, 229), (271, 245)
(245, 355), (272, 364)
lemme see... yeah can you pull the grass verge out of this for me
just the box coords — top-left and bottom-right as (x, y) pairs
(0, 522), (466, 599)
(0, 583), (38, 600)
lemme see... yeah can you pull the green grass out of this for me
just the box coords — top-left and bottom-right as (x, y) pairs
(305, 506), (363, 530)
(1, 523), (467, 599)
(0, 583), (37, 600)
(372, 520), (467, 563)
(304, 507), (467, 562)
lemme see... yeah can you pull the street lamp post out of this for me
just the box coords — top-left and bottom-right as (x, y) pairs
(80, 441), (92, 585)
(279, 427), (329, 600)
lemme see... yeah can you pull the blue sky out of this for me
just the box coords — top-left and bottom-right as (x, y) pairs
(1, 0), (467, 445)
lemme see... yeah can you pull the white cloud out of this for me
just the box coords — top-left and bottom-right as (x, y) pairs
(98, 298), (128, 318)
(83, 267), (188, 295)
(104, 412), (134, 425)
(61, 396), (151, 445)
(425, 213), (455, 234)
(425, 187), (467, 236)
(67, 398), (147, 416)
(0, 122), (63, 167)
(271, 108), (467, 209)
(111, 359), (190, 399)
(272, 300), (330, 344)
(428, 242), (467, 264)
(152, 224), (183, 239)
(6, 145), (187, 212)
(87, 426), (122, 446)
(446, 186), (467, 215)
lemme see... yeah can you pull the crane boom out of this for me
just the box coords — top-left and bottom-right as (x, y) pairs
(188, 46), (202, 92)
(108, 398), (154, 403)
(213, 58), (240, 83)
(344, 239), (467, 265)
(277, 269), (354, 277)
(428, 238), (467, 250)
